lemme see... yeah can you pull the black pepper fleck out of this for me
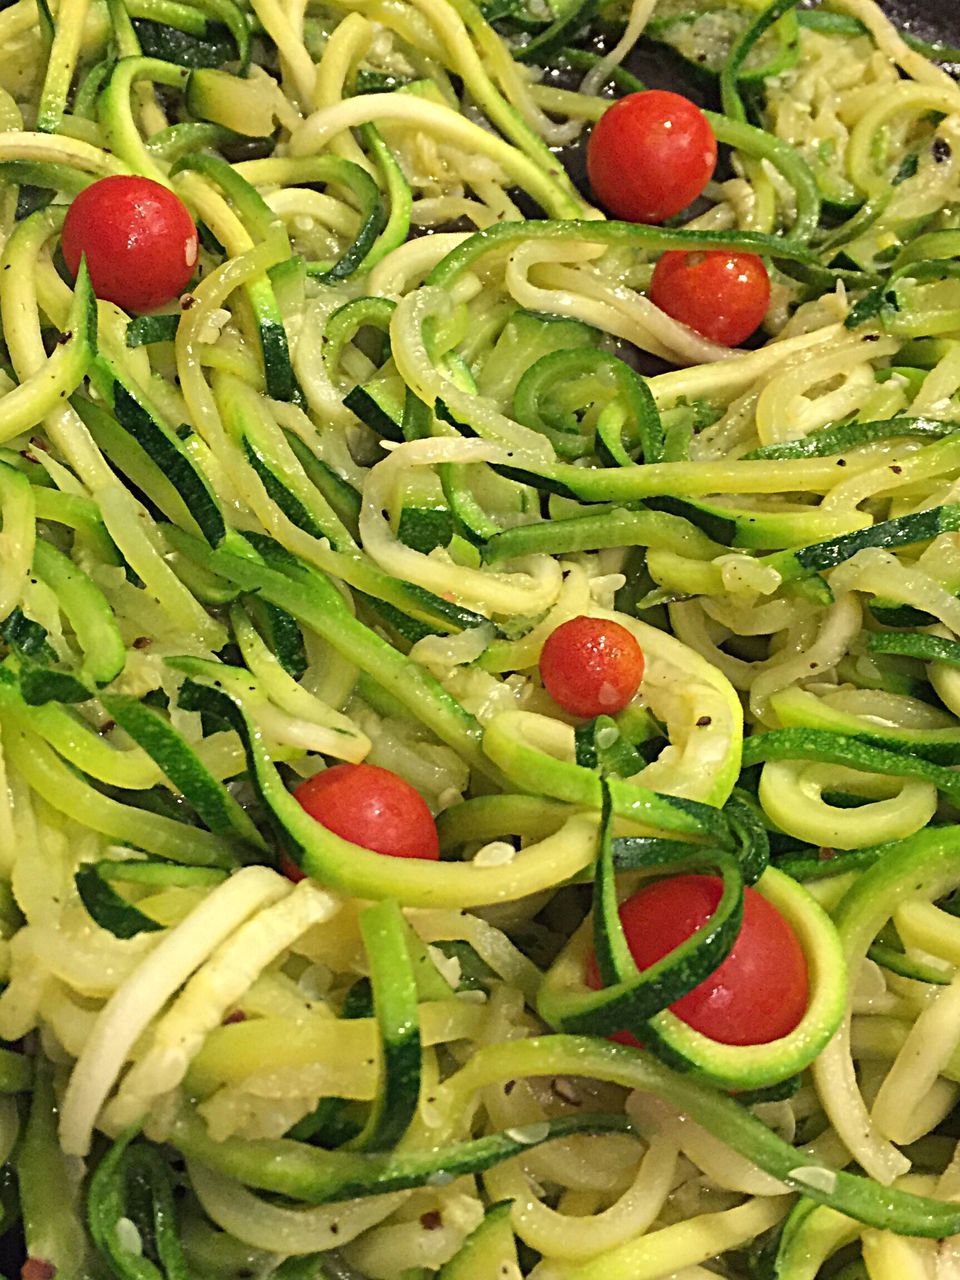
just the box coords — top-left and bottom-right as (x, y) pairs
(933, 137), (952, 164)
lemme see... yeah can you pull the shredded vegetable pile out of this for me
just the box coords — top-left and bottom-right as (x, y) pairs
(5, 0), (960, 1276)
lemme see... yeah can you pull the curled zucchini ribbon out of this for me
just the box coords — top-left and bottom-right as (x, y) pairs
(348, 899), (422, 1153)
(437, 1035), (960, 1243)
(75, 861), (227, 939)
(428, 221), (819, 290)
(539, 785), (746, 1037)
(511, 348), (665, 464)
(814, 827), (960, 1181)
(743, 727), (960, 807)
(0, 254), (97, 447)
(745, 415), (959, 460)
(169, 1106), (633, 1204)
(539, 784), (845, 1089)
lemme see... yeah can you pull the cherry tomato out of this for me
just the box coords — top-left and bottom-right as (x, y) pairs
(539, 615), (645, 719)
(586, 91), (717, 224)
(291, 763), (440, 862)
(649, 250), (771, 346)
(588, 874), (809, 1046)
(61, 176), (199, 313)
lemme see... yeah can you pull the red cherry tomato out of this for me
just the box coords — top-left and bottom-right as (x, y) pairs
(61, 176), (199, 313)
(649, 250), (771, 346)
(588, 874), (809, 1046)
(291, 763), (440, 863)
(586, 91), (717, 224)
(539, 616), (645, 719)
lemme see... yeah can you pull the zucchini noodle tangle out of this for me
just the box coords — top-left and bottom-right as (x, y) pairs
(2, 1), (960, 1279)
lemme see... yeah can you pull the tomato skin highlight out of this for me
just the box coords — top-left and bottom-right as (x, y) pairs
(586, 91), (717, 224)
(588, 874), (809, 1046)
(61, 176), (199, 313)
(291, 762), (440, 862)
(649, 250), (771, 347)
(539, 616), (645, 719)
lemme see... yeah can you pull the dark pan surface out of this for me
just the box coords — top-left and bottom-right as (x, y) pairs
(883, 0), (960, 45)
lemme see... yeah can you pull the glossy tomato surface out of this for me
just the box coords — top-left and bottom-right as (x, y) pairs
(62, 176), (199, 313)
(649, 250), (771, 346)
(539, 615), (645, 718)
(589, 874), (809, 1046)
(292, 762), (440, 861)
(586, 90), (717, 224)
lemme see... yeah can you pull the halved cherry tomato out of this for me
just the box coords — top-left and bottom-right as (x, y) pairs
(61, 176), (199, 313)
(289, 763), (440, 870)
(539, 615), (645, 719)
(587, 874), (809, 1046)
(586, 90), (717, 224)
(649, 250), (771, 346)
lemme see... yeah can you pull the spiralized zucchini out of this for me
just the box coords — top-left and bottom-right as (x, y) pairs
(1, 0), (960, 1277)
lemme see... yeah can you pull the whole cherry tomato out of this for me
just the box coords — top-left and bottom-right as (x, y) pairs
(288, 763), (440, 873)
(649, 250), (771, 346)
(586, 91), (717, 224)
(539, 616), (645, 719)
(62, 175), (199, 313)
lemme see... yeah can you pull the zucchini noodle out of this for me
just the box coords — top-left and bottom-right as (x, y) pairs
(2, 0), (960, 1278)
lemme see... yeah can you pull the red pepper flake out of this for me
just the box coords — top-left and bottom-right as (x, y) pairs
(132, 636), (152, 650)
(23, 1260), (57, 1280)
(890, 465), (903, 474)
(222, 1009), (246, 1025)
(695, 715), (712, 728)
(420, 1211), (443, 1231)
(818, 846), (836, 861)
(180, 294), (198, 310)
